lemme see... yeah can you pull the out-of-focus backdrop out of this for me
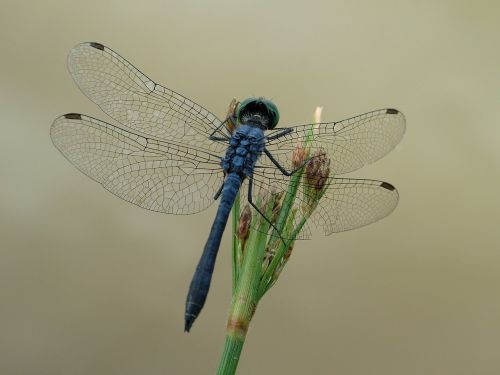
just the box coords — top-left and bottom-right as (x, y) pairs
(1, 1), (499, 374)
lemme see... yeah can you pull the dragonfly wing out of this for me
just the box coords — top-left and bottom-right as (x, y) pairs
(243, 170), (398, 239)
(308, 178), (399, 235)
(67, 42), (228, 153)
(265, 108), (405, 176)
(51, 113), (224, 215)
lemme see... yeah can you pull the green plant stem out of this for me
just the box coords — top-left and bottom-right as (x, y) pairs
(259, 124), (316, 294)
(217, 200), (272, 375)
(217, 232), (267, 375)
(259, 215), (308, 296)
(219, 112), (320, 373)
(217, 333), (244, 375)
(231, 192), (241, 290)
(259, 171), (303, 292)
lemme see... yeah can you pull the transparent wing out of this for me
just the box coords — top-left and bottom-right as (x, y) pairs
(51, 113), (224, 215)
(308, 178), (398, 235)
(265, 108), (405, 176)
(67, 42), (228, 153)
(238, 108), (404, 239)
(240, 171), (399, 240)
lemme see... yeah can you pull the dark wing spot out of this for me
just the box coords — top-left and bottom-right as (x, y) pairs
(64, 113), (82, 120)
(386, 108), (399, 115)
(380, 181), (395, 191)
(89, 42), (105, 50)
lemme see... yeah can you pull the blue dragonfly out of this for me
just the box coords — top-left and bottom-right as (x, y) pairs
(51, 42), (405, 332)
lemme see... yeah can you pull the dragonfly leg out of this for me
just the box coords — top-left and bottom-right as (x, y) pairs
(208, 116), (235, 142)
(247, 177), (286, 243)
(213, 180), (224, 200)
(266, 127), (293, 142)
(264, 148), (298, 176)
(264, 147), (323, 177)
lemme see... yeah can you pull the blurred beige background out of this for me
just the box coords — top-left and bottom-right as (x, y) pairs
(1, 0), (499, 374)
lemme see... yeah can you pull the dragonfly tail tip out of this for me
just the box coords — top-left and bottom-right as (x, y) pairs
(184, 317), (195, 332)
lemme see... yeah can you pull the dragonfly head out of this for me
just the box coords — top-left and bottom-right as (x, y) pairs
(236, 97), (280, 130)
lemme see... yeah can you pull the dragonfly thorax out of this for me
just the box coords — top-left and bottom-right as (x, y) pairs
(221, 125), (265, 177)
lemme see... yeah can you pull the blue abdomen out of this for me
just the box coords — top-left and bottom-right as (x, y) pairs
(184, 173), (242, 331)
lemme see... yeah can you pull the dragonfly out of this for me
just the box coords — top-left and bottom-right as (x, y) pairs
(51, 42), (405, 332)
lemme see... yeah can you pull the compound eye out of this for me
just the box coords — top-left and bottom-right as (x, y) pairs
(236, 98), (280, 130)
(264, 100), (280, 129)
(236, 98), (256, 122)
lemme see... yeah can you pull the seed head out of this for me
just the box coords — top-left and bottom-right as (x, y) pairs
(292, 142), (310, 169)
(314, 106), (323, 132)
(305, 149), (330, 191)
(302, 148), (331, 214)
(225, 98), (239, 134)
(237, 204), (252, 240)
(271, 191), (284, 223)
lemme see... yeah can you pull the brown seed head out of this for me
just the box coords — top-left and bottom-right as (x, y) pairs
(305, 149), (331, 191)
(225, 98), (239, 134)
(302, 148), (331, 214)
(237, 204), (252, 240)
(292, 142), (310, 169)
(271, 191), (284, 223)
